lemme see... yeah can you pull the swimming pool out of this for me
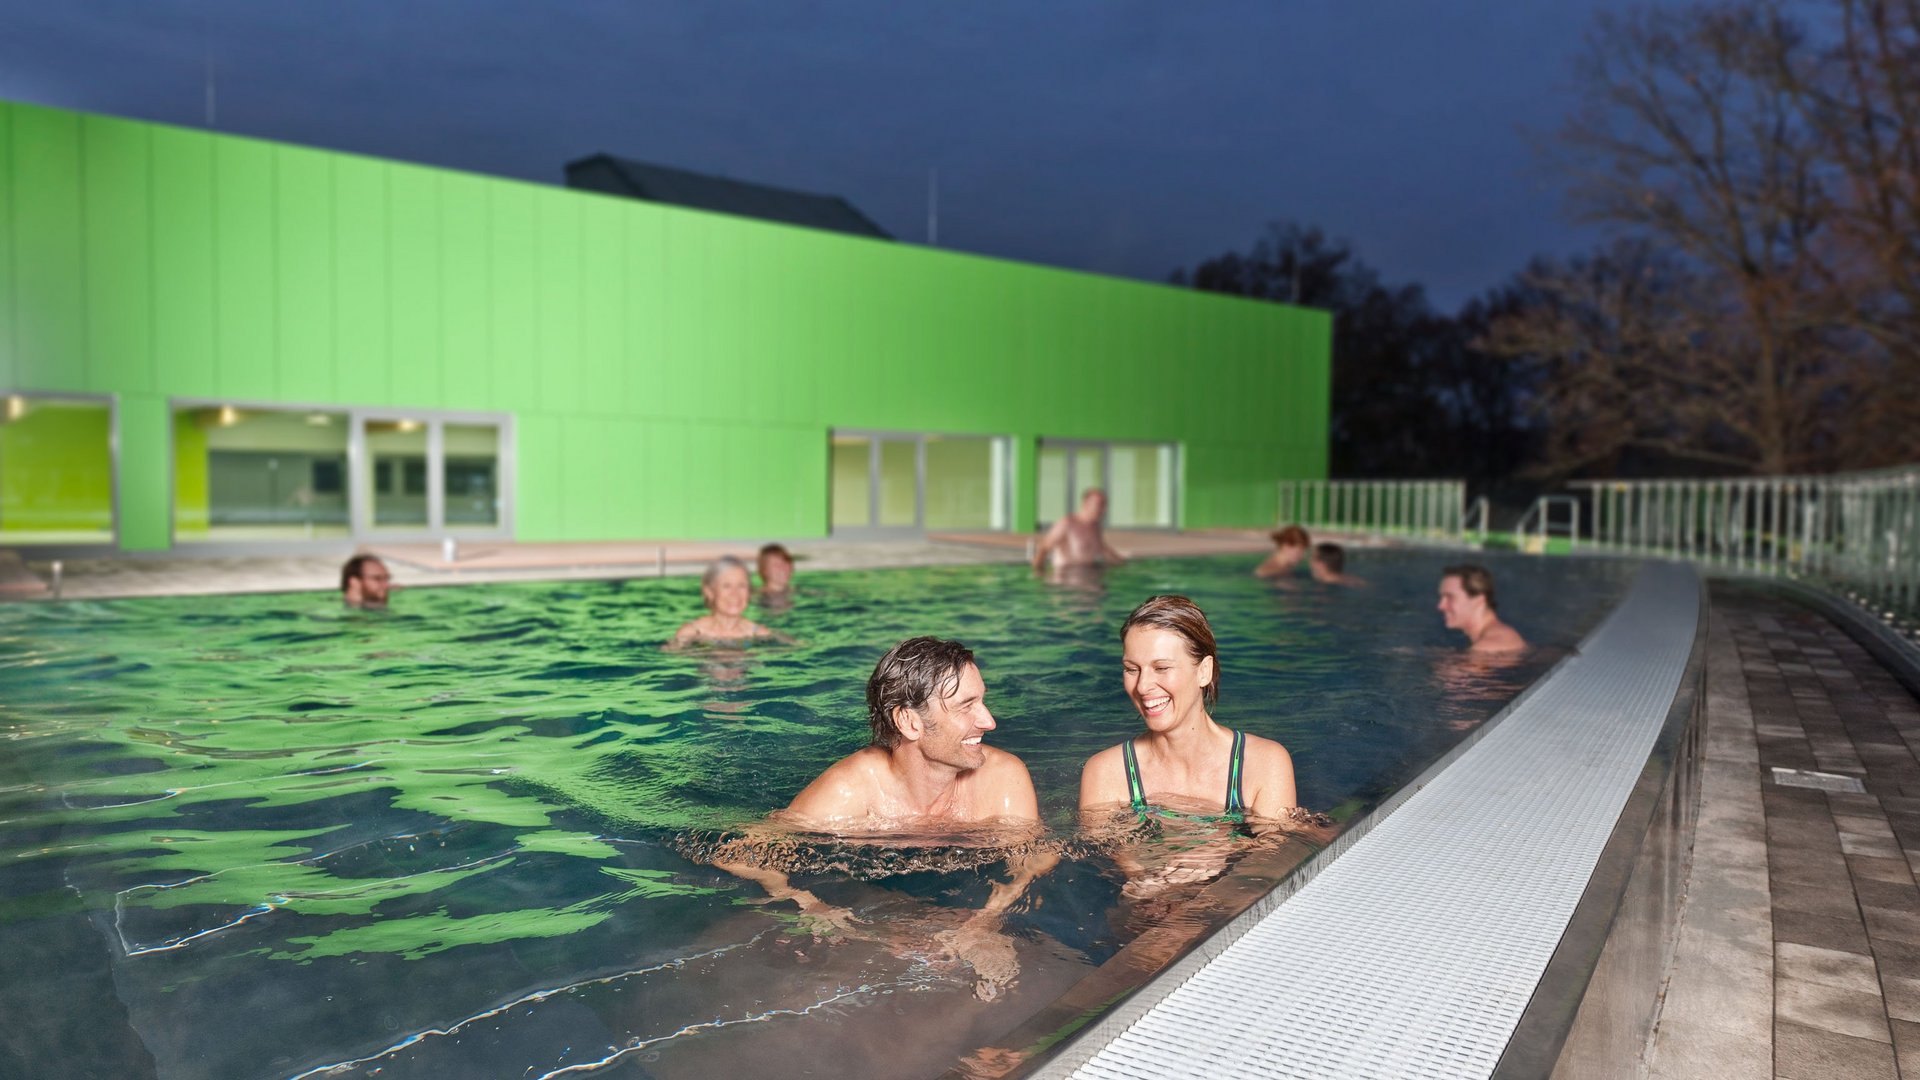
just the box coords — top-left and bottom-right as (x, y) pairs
(0, 551), (1635, 1079)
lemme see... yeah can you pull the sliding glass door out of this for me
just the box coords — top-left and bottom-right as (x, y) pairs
(831, 429), (1010, 535)
(1037, 439), (1178, 528)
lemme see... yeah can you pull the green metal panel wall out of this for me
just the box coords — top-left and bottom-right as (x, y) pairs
(0, 101), (1330, 549)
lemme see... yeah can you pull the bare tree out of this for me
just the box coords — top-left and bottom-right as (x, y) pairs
(1504, 0), (1920, 475)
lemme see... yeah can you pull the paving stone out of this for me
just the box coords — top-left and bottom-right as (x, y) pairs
(1837, 817), (1900, 843)
(1855, 876), (1920, 910)
(1866, 906), (1920, 946)
(1882, 976), (1920, 1024)
(1831, 792), (1888, 815)
(1776, 970), (1894, 1043)
(1774, 1018), (1897, 1080)
(1775, 877), (1869, 920)
(1776, 908), (1872, 954)
(1778, 941), (1886, 993)
(1773, 848), (1855, 887)
(1845, 833), (1911, 859)
(1871, 938), (1920, 981)
(1850, 855), (1918, 887)
(1891, 1018), (1920, 1077)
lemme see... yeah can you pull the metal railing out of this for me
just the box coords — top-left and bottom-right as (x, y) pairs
(1570, 467), (1920, 620)
(1515, 495), (1582, 553)
(1278, 479), (1471, 541)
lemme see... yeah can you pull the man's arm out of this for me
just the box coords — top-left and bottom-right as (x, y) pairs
(1100, 536), (1127, 565)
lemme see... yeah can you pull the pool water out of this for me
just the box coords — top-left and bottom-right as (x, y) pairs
(0, 551), (1635, 1079)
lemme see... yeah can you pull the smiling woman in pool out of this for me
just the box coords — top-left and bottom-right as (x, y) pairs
(673, 556), (775, 645)
(1079, 594), (1299, 825)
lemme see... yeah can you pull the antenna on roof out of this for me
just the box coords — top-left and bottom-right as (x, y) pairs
(202, 8), (217, 128)
(927, 167), (939, 247)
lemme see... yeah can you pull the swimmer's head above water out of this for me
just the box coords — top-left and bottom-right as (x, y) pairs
(1120, 594), (1220, 711)
(757, 543), (794, 593)
(701, 556), (753, 617)
(340, 554), (391, 608)
(867, 636), (981, 752)
(1438, 564), (1527, 653)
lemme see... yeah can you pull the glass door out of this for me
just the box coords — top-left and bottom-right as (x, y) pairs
(1037, 439), (1179, 527)
(830, 429), (1009, 535)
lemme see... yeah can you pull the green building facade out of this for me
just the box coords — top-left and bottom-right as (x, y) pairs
(0, 100), (1329, 552)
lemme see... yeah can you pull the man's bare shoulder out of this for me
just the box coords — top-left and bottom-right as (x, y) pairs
(1473, 621), (1529, 653)
(972, 746), (1040, 820)
(784, 746), (890, 822)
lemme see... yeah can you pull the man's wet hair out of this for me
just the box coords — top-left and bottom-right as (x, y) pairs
(1270, 524), (1311, 549)
(1120, 594), (1220, 708)
(1313, 542), (1345, 574)
(1443, 564), (1498, 611)
(867, 636), (976, 748)
(757, 542), (791, 564)
(340, 554), (383, 594)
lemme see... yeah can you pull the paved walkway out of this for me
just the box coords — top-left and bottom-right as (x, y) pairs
(1650, 583), (1920, 1079)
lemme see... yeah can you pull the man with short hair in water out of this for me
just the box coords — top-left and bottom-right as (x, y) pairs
(716, 637), (1051, 1000)
(1437, 564), (1527, 653)
(786, 636), (1040, 825)
(340, 555), (391, 609)
(1032, 488), (1126, 572)
(1308, 542), (1366, 586)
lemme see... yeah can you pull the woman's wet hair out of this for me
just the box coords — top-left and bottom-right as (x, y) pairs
(702, 555), (751, 592)
(1443, 563), (1498, 611)
(867, 636), (976, 748)
(1120, 594), (1220, 708)
(1270, 524), (1310, 549)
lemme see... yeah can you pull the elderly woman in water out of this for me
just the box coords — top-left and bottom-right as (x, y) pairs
(1079, 594), (1300, 826)
(672, 556), (776, 645)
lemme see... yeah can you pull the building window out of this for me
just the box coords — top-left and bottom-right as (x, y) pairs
(0, 393), (115, 545)
(172, 402), (511, 542)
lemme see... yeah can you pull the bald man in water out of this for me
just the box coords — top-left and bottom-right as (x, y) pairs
(1033, 489), (1126, 572)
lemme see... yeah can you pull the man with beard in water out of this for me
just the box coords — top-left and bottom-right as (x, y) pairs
(712, 636), (1055, 1000)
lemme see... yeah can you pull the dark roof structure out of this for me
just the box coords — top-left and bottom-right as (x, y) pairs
(564, 154), (892, 240)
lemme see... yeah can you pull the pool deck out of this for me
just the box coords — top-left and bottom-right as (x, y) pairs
(1647, 583), (1920, 1080)
(2, 529), (1310, 601)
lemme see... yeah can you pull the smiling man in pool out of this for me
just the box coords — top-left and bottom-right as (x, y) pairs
(785, 636), (1040, 826)
(710, 636), (1055, 1000)
(1438, 563), (1528, 653)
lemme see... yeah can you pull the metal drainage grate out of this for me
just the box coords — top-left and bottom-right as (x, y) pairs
(1771, 767), (1867, 794)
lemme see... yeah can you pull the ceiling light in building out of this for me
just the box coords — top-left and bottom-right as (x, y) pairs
(3, 395), (24, 423)
(218, 405), (240, 427)
(396, 419), (422, 434)
(306, 413), (333, 427)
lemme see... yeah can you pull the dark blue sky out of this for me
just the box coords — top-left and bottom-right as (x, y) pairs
(0, 1), (1616, 310)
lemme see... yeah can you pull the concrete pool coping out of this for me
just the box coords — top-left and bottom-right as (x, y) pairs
(1, 528), (1418, 601)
